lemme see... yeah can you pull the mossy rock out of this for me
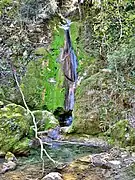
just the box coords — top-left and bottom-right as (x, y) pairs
(33, 110), (59, 131)
(105, 120), (135, 147)
(71, 71), (112, 135)
(12, 138), (30, 155)
(0, 103), (31, 153)
(72, 64), (134, 136)
(71, 110), (101, 135)
(20, 59), (44, 109)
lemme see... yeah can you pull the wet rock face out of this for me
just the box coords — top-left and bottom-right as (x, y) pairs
(0, 103), (30, 153)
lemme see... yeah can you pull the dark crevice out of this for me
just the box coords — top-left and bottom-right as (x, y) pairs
(53, 107), (73, 127)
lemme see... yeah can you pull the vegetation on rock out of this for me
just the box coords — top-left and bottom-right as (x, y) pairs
(0, 103), (30, 153)
(33, 110), (59, 131)
(105, 119), (135, 147)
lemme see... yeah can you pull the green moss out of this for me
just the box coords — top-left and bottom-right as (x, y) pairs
(12, 138), (30, 155)
(0, 0), (12, 15)
(105, 120), (135, 147)
(21, 35), (65, 111)
(21, 59), (44, 109)
(0, 103), (30, 153)
(34, 47), (48, 55)
(72, 71), (112, 135)
(0, 87), (5, 99)
(33, 110), (59, 131)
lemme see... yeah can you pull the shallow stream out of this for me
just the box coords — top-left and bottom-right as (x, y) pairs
(0, 144), (135, 180)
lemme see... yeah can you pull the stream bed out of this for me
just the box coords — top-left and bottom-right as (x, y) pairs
(0, 143), (135, 180)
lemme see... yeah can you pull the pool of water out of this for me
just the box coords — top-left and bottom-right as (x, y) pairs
(19, 143), (105, 166)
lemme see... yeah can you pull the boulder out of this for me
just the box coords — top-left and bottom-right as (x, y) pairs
(71, 72), (109, 135)
(0, 103), (31, 153)
(33, 110), (59, 131)
(71, 67), (135, 139)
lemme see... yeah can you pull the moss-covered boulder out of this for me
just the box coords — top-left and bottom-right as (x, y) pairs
(33, 110), (59, 131)
(71, 71), (112, 135)
(0, 103), (31, 153)
(105, 120), (135, 147)
(71, 65), (134, 136)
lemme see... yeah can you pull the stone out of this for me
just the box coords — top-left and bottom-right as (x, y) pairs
(71, 72), (109, 135)
(20, 0), (58, 22)
(0, 103), (31, 154)
(47, 127), (60, 140)
(1, 161), (17, 173)
(5, 152), (17, 162)
(33, 110), (59, 131)
(42, 172), (63, 180)
(0, 152), (17, 174)
(108, 160), (121, 167)
(60, 127), (70, 134)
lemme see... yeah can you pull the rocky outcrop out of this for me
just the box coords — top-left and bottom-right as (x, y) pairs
(20, 0), (57, 23)
(0, 0), (79, 109)
(0, 0), (53, 107)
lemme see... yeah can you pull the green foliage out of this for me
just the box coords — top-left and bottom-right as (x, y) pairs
(107, 37), (135, 77)
(0, 0), (12, 15)
(80, 0), (135, 58)
(71, 0), (135, 141)
(0, 0), (19, 17)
